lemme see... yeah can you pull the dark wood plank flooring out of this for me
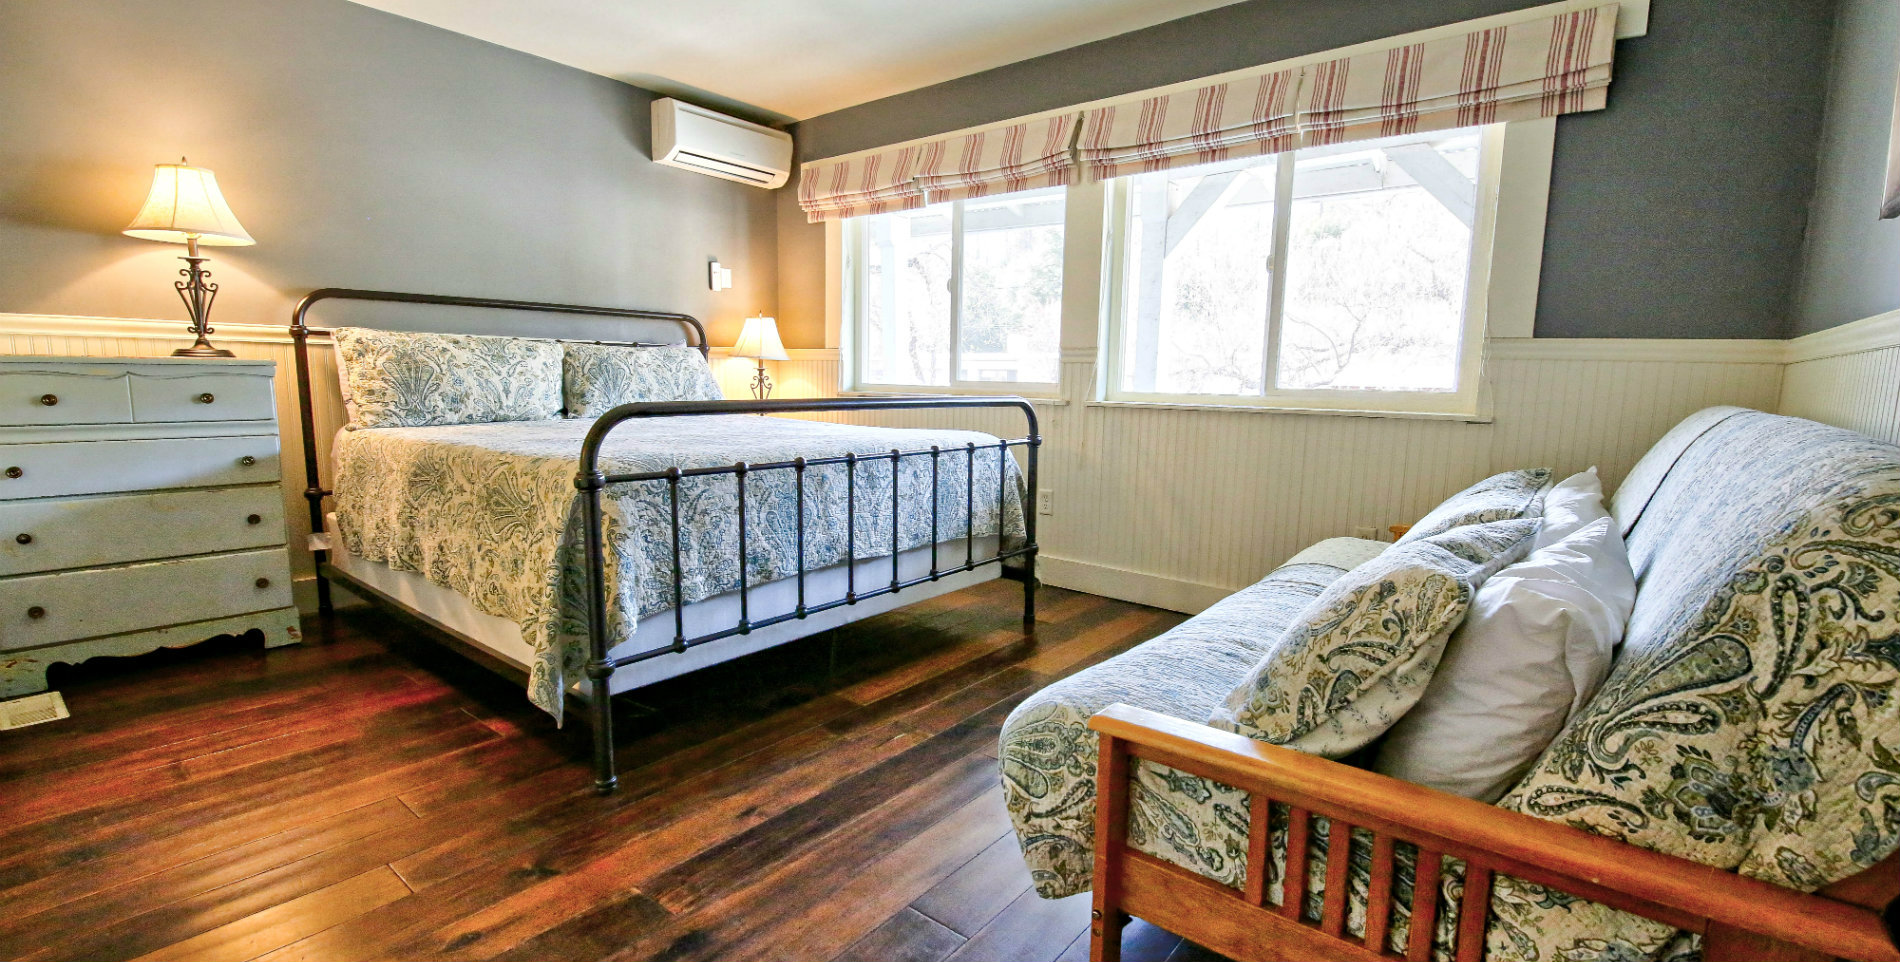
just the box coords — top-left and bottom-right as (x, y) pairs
(0, 580), (1233, 962)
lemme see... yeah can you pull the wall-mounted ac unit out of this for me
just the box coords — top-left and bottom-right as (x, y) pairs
(651, 98), (793, 189)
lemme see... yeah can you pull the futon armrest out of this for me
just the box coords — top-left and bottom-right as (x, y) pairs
(1088, 703), (1900, 962)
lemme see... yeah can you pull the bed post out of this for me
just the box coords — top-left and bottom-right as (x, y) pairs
(289, 292), (332, 613)
(1023, 417), (1041, 631)
(575, 461), (618, 795)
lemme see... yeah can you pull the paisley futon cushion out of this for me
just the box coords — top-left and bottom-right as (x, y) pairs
(1395, 467), (1553, 544)
(1210, 518), (1537, 756)
(561, 342), (723, 417)
(332, 327), (562, 429)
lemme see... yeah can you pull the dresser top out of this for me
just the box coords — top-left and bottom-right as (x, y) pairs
(0, 356), (275, 373)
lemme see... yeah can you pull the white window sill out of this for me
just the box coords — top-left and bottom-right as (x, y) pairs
(841, 389), (1068, 406)
(1087, 398), (1490, 423)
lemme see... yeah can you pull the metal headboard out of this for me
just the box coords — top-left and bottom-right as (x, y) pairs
(288, 287), (709, 609)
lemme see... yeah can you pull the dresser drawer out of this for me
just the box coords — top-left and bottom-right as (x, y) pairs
(0, 436), (280, 501)
(0, 486), (284, 576)
(0, 547), (292, 650)
(130, 372), (275, 423)
(0, 372), (133, 426)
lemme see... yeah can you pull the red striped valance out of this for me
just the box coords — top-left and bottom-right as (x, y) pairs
(1295, 5), (1616, 147)
(1074, 68), (1302, 181)
(800, 3), (1620, 219)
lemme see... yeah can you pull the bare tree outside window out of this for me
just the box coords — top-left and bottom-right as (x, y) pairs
(1115, 126), (1485, 401)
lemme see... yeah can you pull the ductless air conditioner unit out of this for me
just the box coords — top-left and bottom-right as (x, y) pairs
(651, 98), (793, 189)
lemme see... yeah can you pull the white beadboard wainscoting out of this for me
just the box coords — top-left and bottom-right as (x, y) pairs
(0, 315), (1823, 615)
(742, 341), (1785, 613)
(1779, 310), (1900, 445)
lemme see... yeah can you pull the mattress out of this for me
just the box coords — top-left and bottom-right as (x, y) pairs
(329, 512), (1000, 697)
(330, 414), (1029, 715)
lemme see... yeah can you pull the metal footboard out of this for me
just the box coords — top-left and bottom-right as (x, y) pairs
(574, 395), (1041, 794)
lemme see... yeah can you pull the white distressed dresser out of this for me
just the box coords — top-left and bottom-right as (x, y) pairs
(0, 356), (298, 697)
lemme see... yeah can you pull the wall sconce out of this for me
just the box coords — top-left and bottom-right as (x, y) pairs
(123, 159), (254, 357)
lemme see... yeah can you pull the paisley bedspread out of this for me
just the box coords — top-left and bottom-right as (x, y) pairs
(333, 415), (1028, 716)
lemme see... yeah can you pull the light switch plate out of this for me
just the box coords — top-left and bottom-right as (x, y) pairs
(709, 261), (734, 291)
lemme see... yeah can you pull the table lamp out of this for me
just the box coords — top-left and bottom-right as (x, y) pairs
(123, 159), (255, 357)
(731, 313), (789, 400)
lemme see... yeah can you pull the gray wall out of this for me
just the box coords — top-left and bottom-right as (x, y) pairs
(1792, 0), (1900, 335)
(0, 0), (776, 347)
(783, 0), (1837, 341)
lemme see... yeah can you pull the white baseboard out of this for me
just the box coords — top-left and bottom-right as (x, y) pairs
(293, 574), (364, 615)
(1037, 555), (1234, 615)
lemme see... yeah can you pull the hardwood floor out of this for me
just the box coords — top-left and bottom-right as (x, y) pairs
(0, 580), (1230, 962)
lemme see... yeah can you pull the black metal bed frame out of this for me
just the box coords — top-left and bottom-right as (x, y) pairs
(290, 288), (1040, 794)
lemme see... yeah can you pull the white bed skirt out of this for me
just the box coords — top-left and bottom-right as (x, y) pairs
(325, 513), (1002, 696)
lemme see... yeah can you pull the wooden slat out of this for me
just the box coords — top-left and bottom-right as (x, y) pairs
(1454, 865), (1493, 962)
(1320, 820), (1353, 937)
(1242, 793), (1271, 907)
(1364, 834), (1396, 954)
(1282, 808), (1311, 922)
(1089, 703), (1900, 962)
(1407, 850), (1442, 962)
(1120, 852), (1388, 962)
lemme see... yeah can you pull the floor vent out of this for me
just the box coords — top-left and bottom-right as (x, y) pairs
(0, 691), (69, 730)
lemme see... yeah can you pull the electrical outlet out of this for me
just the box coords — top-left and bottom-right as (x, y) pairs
(1038, 489), (1055, 516)
(1352, 525), (1377, 541)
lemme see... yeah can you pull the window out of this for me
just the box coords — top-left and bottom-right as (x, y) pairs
(1105, 124), (1499, 414)
(850, 187), (1064, 391)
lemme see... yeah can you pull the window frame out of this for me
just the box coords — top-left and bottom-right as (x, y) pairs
(1100, 123), (1506, 417)
(844, 192), (1065, 396)
(832, 119), (1555, 419)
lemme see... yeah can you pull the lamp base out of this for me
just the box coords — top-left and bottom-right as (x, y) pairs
(172, 343), (236, 358)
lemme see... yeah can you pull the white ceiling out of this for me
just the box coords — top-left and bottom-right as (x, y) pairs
(348, 0), (1251, 124)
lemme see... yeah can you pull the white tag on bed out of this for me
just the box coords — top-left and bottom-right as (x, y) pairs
(309, 532), (333, 552)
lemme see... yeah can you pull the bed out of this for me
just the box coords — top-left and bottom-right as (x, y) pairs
(289, 289), (1039, 794)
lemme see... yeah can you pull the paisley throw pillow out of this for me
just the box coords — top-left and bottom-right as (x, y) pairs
(1395, 467), (1552, 544)
(332, 327), (562, 429)
(561, 343), (723, 417)
(1209, 518), (1537, 756)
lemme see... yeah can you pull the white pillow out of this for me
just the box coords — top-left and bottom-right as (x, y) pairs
(1534, 467), (1610, 550)
(1371, 514), (1635, 802)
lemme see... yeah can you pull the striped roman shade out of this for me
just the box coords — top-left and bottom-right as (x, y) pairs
(1073, 67), (1303, 180)
(800, 116), (1080, 221)
(914, 114), (1081, 204)
(798, 3), (1621, 220)
(798, 143), (931, 222)
(1296, 5), (1617, 146)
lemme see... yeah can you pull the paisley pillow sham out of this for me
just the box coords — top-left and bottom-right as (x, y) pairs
(1395, 467), (1553, 545)
(332, 327), (563, 429)
(561, 342), (723, 417)
(1209, 518), (1537, 757)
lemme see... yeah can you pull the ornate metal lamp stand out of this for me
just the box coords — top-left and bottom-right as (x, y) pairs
(172, 235), (234, 358)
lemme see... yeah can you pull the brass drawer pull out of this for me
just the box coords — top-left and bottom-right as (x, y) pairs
(4, 467), (20, 479)
(26, 606), (44, 620)
(15, 533), (30, 545)
(246, 514), (262, 525)
(39, 394), (57, 406)
(239, 455), (257, 467)
(198, 393), (216, 404)
(254, 577), (271, 589)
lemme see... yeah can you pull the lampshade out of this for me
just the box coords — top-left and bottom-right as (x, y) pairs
(731, 314), (789, 361)
(123, 161), (254, 246)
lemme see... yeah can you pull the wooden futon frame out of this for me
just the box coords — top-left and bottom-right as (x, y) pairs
(1088, 705), (1900, 962)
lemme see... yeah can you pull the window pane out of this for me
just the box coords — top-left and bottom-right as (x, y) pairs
(959, 189), (1064, 383)
(1277, 129), (1480, 393)
(1117, 156), (1278, 396)
(860, 204), (952, 386)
